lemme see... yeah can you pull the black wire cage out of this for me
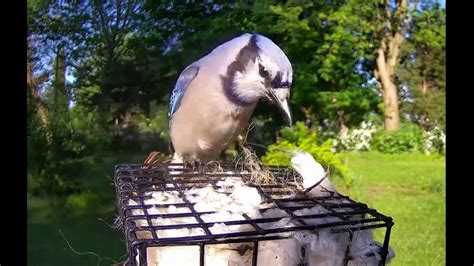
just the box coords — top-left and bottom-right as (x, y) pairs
(113, 163), (394, 266)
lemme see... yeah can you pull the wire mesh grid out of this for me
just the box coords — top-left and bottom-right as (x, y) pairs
(114, 163), (394, 266)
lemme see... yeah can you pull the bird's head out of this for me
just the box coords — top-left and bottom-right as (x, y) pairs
(227, 34), (293, 125)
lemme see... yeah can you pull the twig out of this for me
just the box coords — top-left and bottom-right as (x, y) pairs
(58, 229), (118, 266)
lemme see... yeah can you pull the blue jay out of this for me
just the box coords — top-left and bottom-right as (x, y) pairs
(167, 33), (293, 164)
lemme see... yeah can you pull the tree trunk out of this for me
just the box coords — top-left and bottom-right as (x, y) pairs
(337, 110), (349, 134)
(53, 46), (68, 110)
(29, 90), (48, 126)
(27, 62), (48, 126)
(375, 48), (401, 131)
(374, 0), (418, 132)
(382, 81), (400, 131)
(421, 79), (428, 94)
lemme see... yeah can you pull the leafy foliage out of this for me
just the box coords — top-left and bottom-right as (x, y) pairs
(262, 122), (352, 186)
(372, 123), (424, 154)
(399, 2), (446, 129)
(423, 126), (446, 155)
(134, 102), (170, 142)
(27, 0), (445, 197)
(27, 90), (113, 196)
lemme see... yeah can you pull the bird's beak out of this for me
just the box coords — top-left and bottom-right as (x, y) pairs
(268, 89), (293, 126)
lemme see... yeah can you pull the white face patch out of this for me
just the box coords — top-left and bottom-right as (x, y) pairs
(257, 54), (279, 80)
(273, 89), (289, 101)
(231, 52), (292, 104)
(232, 60), (267, 103)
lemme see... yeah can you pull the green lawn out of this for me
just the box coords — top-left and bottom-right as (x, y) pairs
(27, 202), (126, 266)
(335, 152), (446, 266)
(27, 152), (147, 266)
(27, 151), (445, 265)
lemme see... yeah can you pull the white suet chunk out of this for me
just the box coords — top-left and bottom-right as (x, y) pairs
(290, 151), (326, 189)
(289, 151), (394, 265)
(290, 151), (336, 195)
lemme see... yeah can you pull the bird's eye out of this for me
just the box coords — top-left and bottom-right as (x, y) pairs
(259, 64), (269, 78)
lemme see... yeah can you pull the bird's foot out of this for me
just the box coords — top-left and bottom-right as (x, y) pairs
(184, 159), (202, 172)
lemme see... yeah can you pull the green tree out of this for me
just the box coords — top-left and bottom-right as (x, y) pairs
(52, 47), (68, 110)
(29, 0), (145, 117)
(372, 0), (420, 131)
(398, 3), (445, 130)
(260, 0), (381, 132)
(140, 1), (382, 133)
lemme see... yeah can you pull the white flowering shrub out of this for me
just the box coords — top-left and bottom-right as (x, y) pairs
(333, 121), (378, 151)
(423, 126), (446, 154)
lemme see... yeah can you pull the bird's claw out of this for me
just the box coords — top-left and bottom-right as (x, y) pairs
(184, 159), (202, 172)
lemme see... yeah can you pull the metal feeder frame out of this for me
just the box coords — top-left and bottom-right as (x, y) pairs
(113, 163), (394, 266)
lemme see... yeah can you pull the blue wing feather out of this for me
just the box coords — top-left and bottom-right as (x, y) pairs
(168, 65), (200, 122)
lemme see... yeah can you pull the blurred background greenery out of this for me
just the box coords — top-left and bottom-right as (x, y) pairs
(27, 0), (445, 265)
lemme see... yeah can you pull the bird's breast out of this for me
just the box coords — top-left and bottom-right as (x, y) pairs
(205, 104), (255, 146)
(170, 67), (257, 162)
(171, 101), (256, 161)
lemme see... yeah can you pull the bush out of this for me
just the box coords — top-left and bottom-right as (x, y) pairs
(134, 102), (170, 142)
(318, 128), (339, 145)
(27, 105), (113, 196)
(333, 121), (378, 151)
(372, 123), (423, 153)
(261, 122), (352, 186)
(423, 125), (446, 155)
(66, 192), (100, 213)
(27, 112), (50, 173)
(27, 83), (115, 196)
(330, 120), (445, 155)
(69, 106), (113, 154)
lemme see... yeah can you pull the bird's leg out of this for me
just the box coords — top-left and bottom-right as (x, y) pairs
(193, 159), (202, 172)
(183, 158), (202, 172)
